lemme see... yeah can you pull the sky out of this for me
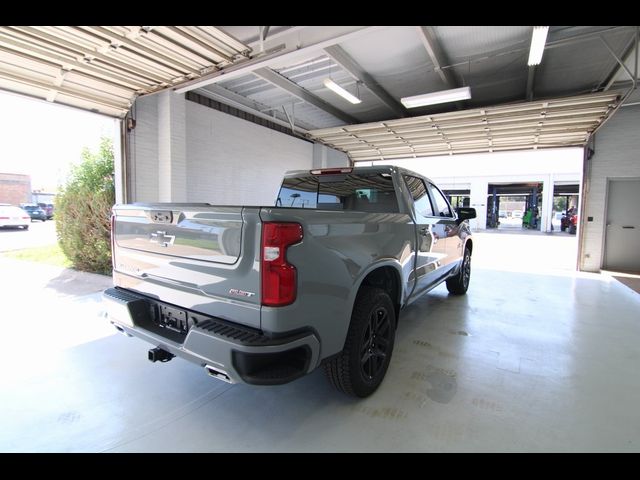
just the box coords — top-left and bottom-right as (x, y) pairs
(0, 91), (117, 192)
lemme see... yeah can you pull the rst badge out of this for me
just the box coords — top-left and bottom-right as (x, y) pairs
(229, 288), (256, 298)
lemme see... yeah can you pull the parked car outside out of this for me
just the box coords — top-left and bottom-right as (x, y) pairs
(0, 205), (31, 229)
(20, 204), (47, 222)
(38, 203), (54, 219)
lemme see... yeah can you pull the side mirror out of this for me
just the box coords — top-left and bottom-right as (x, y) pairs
(456, 207), (476, 221)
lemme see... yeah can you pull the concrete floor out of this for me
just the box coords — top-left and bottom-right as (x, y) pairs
(1, 233), (639, 452)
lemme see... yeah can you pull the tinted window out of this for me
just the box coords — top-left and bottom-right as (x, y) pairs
(403, 175), (434, 217)
(278, 172), (399, 213)
(428, 183), (453, 217)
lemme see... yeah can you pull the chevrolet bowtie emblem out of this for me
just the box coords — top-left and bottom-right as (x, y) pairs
(150, 231), (175, 247)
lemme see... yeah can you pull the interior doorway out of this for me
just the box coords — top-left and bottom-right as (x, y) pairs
(604, 179), (640, 273)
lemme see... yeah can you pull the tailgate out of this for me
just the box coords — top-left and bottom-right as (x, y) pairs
(112, 203), (261, 329)
(115, 204), (243, 263)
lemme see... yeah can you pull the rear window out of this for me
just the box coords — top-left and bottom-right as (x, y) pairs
(277, 172), (398, 213)
(0, 206), (26, 216)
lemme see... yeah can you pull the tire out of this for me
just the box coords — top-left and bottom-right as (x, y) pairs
(22, 225), (29, 230)
(324, 287), (396, 398)
(446, 247), (471, 295)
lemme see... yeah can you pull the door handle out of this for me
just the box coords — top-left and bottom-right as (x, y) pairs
(622, 226), (635, 229)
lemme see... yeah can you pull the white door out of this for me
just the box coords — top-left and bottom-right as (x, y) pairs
(604, 179), (640, 272)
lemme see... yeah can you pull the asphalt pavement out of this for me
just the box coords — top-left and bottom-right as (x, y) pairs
(0, 219), (58, 252)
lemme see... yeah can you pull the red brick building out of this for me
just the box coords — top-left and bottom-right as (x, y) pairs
(0, 173), (32, 205)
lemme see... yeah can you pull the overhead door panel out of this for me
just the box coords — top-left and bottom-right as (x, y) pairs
(0, 26), (251, 117)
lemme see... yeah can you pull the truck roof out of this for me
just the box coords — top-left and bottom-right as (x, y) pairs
(283, 164), (435, 184)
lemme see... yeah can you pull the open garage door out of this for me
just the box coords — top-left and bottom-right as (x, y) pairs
(307, 92), (621, 161)
(0, 26), (251, 117)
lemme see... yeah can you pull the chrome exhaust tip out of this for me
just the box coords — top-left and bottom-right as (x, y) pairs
(205, 365), (233, 383)
(112, 323), (133, 337)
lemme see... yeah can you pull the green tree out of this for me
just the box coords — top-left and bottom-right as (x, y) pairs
(55, 137), (115, 274)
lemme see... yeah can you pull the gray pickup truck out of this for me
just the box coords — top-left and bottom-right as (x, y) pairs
(103, 165), (475, 397)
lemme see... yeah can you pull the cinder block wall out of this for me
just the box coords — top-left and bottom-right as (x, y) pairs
(129, 92), (317, 205)
(185, 100), (314, 205)
(580, 104), (640, 272)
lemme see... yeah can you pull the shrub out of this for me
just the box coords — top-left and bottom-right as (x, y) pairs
(56, 137), (115, 275)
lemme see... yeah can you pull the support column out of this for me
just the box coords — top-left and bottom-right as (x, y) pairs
(469, 180), (488, 231)
(312, 143), (350, 169)
(157, 91), (187, 202)
(541, 174), (554, 232)
(113, 118), (124, 204)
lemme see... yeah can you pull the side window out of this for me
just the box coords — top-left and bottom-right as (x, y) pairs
(428, 183), (453, 218)
(403, 175), (434, 217)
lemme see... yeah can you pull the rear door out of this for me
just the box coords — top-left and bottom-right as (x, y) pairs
(427, 182), (461, 267)
(403, 175), (448, 298)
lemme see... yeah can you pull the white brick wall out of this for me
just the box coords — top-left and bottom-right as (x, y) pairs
(158, 91), (187, 202)
(129, 93), (315, 205)
(129, 95), (158, 202)
(185, 100), (313, 205)
(580, 104), (640, 272)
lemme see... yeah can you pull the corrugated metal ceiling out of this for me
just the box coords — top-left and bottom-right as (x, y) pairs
(307, 92), (621, 161)
(0, 26), (251, 117)
(0, 25), (635, 162)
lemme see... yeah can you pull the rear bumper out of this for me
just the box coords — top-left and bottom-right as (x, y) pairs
(103, 287), (320, 385)
(0, 222), (29, 228)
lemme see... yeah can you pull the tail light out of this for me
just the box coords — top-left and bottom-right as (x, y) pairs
(0, 217), (8, 220)
(261, 222), (303, 306)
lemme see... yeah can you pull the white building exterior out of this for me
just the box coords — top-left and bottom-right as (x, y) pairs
(371, 148), (583, 232)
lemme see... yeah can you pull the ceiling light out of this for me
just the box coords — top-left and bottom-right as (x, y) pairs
(400, 86), (471, 108)
(323, 78), (361, 104)
(528, 26), (549, 66)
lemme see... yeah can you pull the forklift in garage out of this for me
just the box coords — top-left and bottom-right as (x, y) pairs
(522, 186), (542, 230)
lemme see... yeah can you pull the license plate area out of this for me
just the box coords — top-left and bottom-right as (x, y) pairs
(157, 304), (190, 334)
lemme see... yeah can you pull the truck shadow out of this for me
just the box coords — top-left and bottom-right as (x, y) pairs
(45, 268), (112, 297)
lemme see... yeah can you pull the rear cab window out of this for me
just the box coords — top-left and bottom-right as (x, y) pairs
(427, 183), (454, 218)
(402, 174), (435, 217)
(277, 172), (399, 213)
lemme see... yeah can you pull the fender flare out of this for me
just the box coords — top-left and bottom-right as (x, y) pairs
(346, 259), (405, 317)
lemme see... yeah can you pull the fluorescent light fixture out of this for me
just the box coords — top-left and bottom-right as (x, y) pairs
(323, 78), (362, 104)
(528, 26), (549, 66)
(400, 86), (471, 108)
